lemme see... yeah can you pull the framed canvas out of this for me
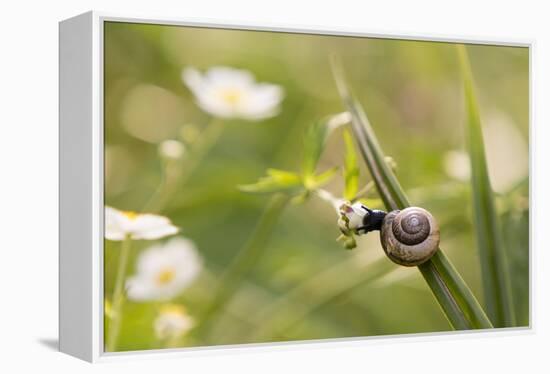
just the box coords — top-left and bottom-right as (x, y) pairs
(59, 11), (531, 362)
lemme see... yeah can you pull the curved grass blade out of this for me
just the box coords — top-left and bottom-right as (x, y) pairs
(456, 44), (516, 327)
(331, 56), (492, 330)
(249, 254), (394, 340)
(332, 62), (407, 211)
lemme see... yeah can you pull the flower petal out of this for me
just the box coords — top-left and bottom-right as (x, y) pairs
(126, 237), (203, 301)
(240, 83), (284, 120)
(181, 67), (205, 95)
(182, 66), (284, 120)
(126, 276), (158, 301)
(154, 307), (195, 340)
(129, 214), (179, 240)
(194, 90), (238, 118)
(105, 206), (130, 241)
(205, 66), (254, 87)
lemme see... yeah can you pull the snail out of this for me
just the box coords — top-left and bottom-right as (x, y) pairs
(338, 203), (440, 266)
(379, 207), (440, 266)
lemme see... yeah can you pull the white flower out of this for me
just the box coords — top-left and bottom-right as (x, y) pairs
(443, 150), (471, 182)
(182, 66), (284, 120)
(154, 305), (195, 340)
(482, 111), (528, 193)
(338, 202), (368, 233)
(444, 111), (528, 193)
(126, 237), (202, 301)
(105, 206), (179, 241)
(159, 139), (186, 160)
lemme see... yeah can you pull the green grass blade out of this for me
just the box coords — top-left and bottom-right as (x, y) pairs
(456, 44), (516, 327)
(331, 60), (408, 211)
(420, 251), (493, 329)
(331, 56), (493, 330)
(417, 259), (470, 330)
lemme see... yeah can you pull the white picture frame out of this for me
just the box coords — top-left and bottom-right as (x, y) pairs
(59, 10), (532, 363)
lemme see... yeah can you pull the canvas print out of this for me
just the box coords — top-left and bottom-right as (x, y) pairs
(103, 21), (530, 352)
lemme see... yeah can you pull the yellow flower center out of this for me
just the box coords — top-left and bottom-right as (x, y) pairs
(123, 211), (139, 220)
(220, 88), (242, 106)
(156, 268), (176, 285)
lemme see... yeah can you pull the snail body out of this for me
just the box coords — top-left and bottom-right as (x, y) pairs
(380, 207), (440, 266)
(337, 202), (440, 265)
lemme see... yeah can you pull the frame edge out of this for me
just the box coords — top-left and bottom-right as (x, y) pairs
(59, 10), (96, 363)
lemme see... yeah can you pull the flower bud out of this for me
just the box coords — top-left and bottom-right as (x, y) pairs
(159, 139), (186, 160)
(338, 202), (368, 234)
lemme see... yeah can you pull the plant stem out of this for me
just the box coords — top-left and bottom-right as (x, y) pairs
(141, 158), (170, 212)
(316, 189), (344, 212)
(143, 118), (225, 213)
(193, 194), (289, 341)
(420, 251), (493, 329)
(331, 56), (492, 330)
(106, 235), (132, 352)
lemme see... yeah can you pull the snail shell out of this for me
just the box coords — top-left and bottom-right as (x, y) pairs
(380, 207), (440, 266)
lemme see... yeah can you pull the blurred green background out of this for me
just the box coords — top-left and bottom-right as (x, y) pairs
(104, 21), (529, 352)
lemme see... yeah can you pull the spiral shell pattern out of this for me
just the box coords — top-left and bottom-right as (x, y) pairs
(380, 207), (440, 266)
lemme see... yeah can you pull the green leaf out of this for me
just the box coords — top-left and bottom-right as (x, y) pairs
(343, 129), (359, 200)
(238, 169), (302, 194)
(457, 44), (516, 327)
(331, 56), (493, 330)
(266, 168), (302, 185)
(302, 117), (339, 178)
(305, 166), (339, 190)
